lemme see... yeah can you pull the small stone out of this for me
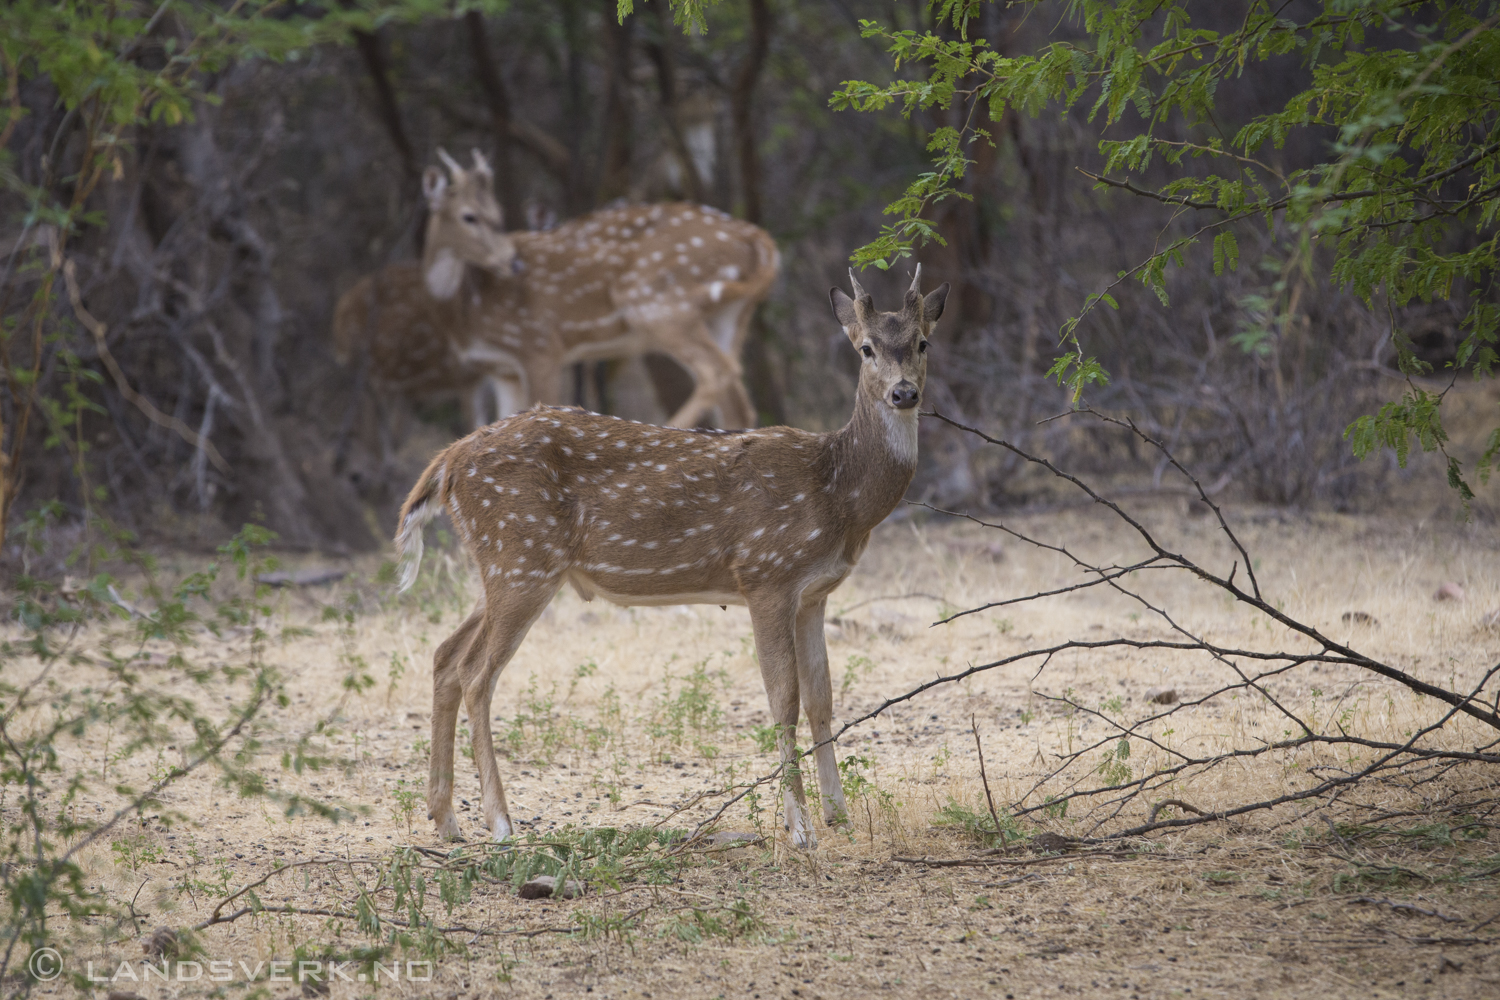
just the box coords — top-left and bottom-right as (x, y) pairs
(1145, 687), (1178, 705)
(1434, 581), (1465, 602)
(518, 874), (583, 899)
(704, 830), (763, 847)
(254, 568), (347, 588)
(1030, 832), (1073, 853)
(1341, 611), (1378, 626)
(143, 926), (178, 959)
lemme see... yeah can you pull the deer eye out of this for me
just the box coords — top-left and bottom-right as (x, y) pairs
(462, 212), (479, 225)
(860, 345), (874, 359)
(918, 340), (928, 353)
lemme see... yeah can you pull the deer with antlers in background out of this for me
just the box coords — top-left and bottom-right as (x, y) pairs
(395, 267), (948, 848)
(333, 149), (779, 430)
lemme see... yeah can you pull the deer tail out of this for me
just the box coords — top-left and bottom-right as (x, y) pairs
(395, 448), (451, 592)
(747, 227), (781, 301)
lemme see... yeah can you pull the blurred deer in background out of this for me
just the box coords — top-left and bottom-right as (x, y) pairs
(394, 267), (948, 849)
(332, 149), (779, 433)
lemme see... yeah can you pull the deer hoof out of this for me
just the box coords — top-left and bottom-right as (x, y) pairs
(434, 814), (463, 841)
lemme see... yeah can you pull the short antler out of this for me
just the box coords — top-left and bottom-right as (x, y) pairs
(847, 268), (867, 301)
(437, 147), (464, 178)
(847, 268), (874, 320)
(904, 263), (925, 316)
(471, 149), (493, 178)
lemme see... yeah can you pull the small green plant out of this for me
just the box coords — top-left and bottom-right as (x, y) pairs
(387, 651), (410, 703)
(839, 654), (875, 704)
(748, 723), (781, 755)
(1097, 737), (1132, 786)
(838, 754), (904, 843)
(646, 659), (728, 758)
(392, 779), (421, 833)
(110, 833), (163, 872)
(935, 798), (1022, 848)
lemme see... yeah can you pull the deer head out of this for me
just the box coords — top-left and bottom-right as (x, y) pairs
(421, 148), (517, 299)
(830, 265), (949, 463)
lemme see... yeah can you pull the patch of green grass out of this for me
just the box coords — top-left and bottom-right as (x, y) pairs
(934, 797), (1022, 848)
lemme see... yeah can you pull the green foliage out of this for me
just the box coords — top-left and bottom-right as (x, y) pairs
(825, 0), (1500, 498)
(934, 797), (1022, 847)
(0, 522), (342, 983)
(645, 658), (728, 759)
(1096, 736), (1133, 786)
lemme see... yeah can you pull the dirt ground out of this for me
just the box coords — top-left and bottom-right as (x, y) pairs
(13, 498), (1500, 999)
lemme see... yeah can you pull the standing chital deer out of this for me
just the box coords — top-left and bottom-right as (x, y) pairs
(333, 149), (779, 430)
(395, 267), (948, 848)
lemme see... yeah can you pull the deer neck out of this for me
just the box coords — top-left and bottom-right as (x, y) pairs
(828, 390), (920, 531)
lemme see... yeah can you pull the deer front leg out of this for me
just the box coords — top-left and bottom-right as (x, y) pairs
(795, 596), (848, 828)
(428, 608), (485, 840)
(747, 591), (815, 849)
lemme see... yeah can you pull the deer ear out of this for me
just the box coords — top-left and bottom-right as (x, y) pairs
(422, 167), (447, 209)
(923, 283), (950, 326)
(830, 288), (860, 336)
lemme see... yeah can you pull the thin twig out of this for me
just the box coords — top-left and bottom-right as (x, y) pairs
(971, 714), (1005, 848)
(1350, 898), (1464, 923)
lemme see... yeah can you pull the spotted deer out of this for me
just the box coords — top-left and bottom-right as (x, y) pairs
(333, 150), (779, 430)
(395, 268), (949, 848)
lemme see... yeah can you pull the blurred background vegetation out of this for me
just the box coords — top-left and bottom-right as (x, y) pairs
(3, 0), (1498, 565)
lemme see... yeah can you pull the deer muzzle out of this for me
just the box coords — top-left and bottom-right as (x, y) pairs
(889, 381), (920, 410)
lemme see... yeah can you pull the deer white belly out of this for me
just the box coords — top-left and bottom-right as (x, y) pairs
(572, 574), (748, 608)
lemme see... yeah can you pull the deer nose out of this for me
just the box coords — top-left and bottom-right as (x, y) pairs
(890, 382), (920, 409)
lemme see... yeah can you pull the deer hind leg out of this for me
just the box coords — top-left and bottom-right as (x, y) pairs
(466, 374), (527, 429)
(654, 322), (749, 429)
(706, 301), (758, 429)
(795, 596), (848, 828)
(747, 591), (816, 849)
(428, 606), (486, 840)
(461, 583), (556, 841)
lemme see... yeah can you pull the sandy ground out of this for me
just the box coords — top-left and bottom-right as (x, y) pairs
(10, 498), (1500, 999)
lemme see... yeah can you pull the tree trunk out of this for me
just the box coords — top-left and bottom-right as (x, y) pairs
(728, 0), (784, 426)
(644, 4), (706, 203)
(599, 2), (636, 203)
(465, 11), (522, 229)
(351, 28), (418, 188)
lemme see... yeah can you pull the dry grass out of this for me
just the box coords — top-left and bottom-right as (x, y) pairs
(10, 501), (1500, 999)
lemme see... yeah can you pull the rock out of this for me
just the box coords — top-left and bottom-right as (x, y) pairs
(255, 568), (347, 588)
(1434, 581), (1466, 602)
(108, 993), (147, 1000)
(704, 830), (764, 847)
(1031, 832), (1074, 854)
(1145, 687), (1178, 705)
(1341, 611), (1378, 625)
(143, 926), (178, 959)
(517, 874), (583, 900)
